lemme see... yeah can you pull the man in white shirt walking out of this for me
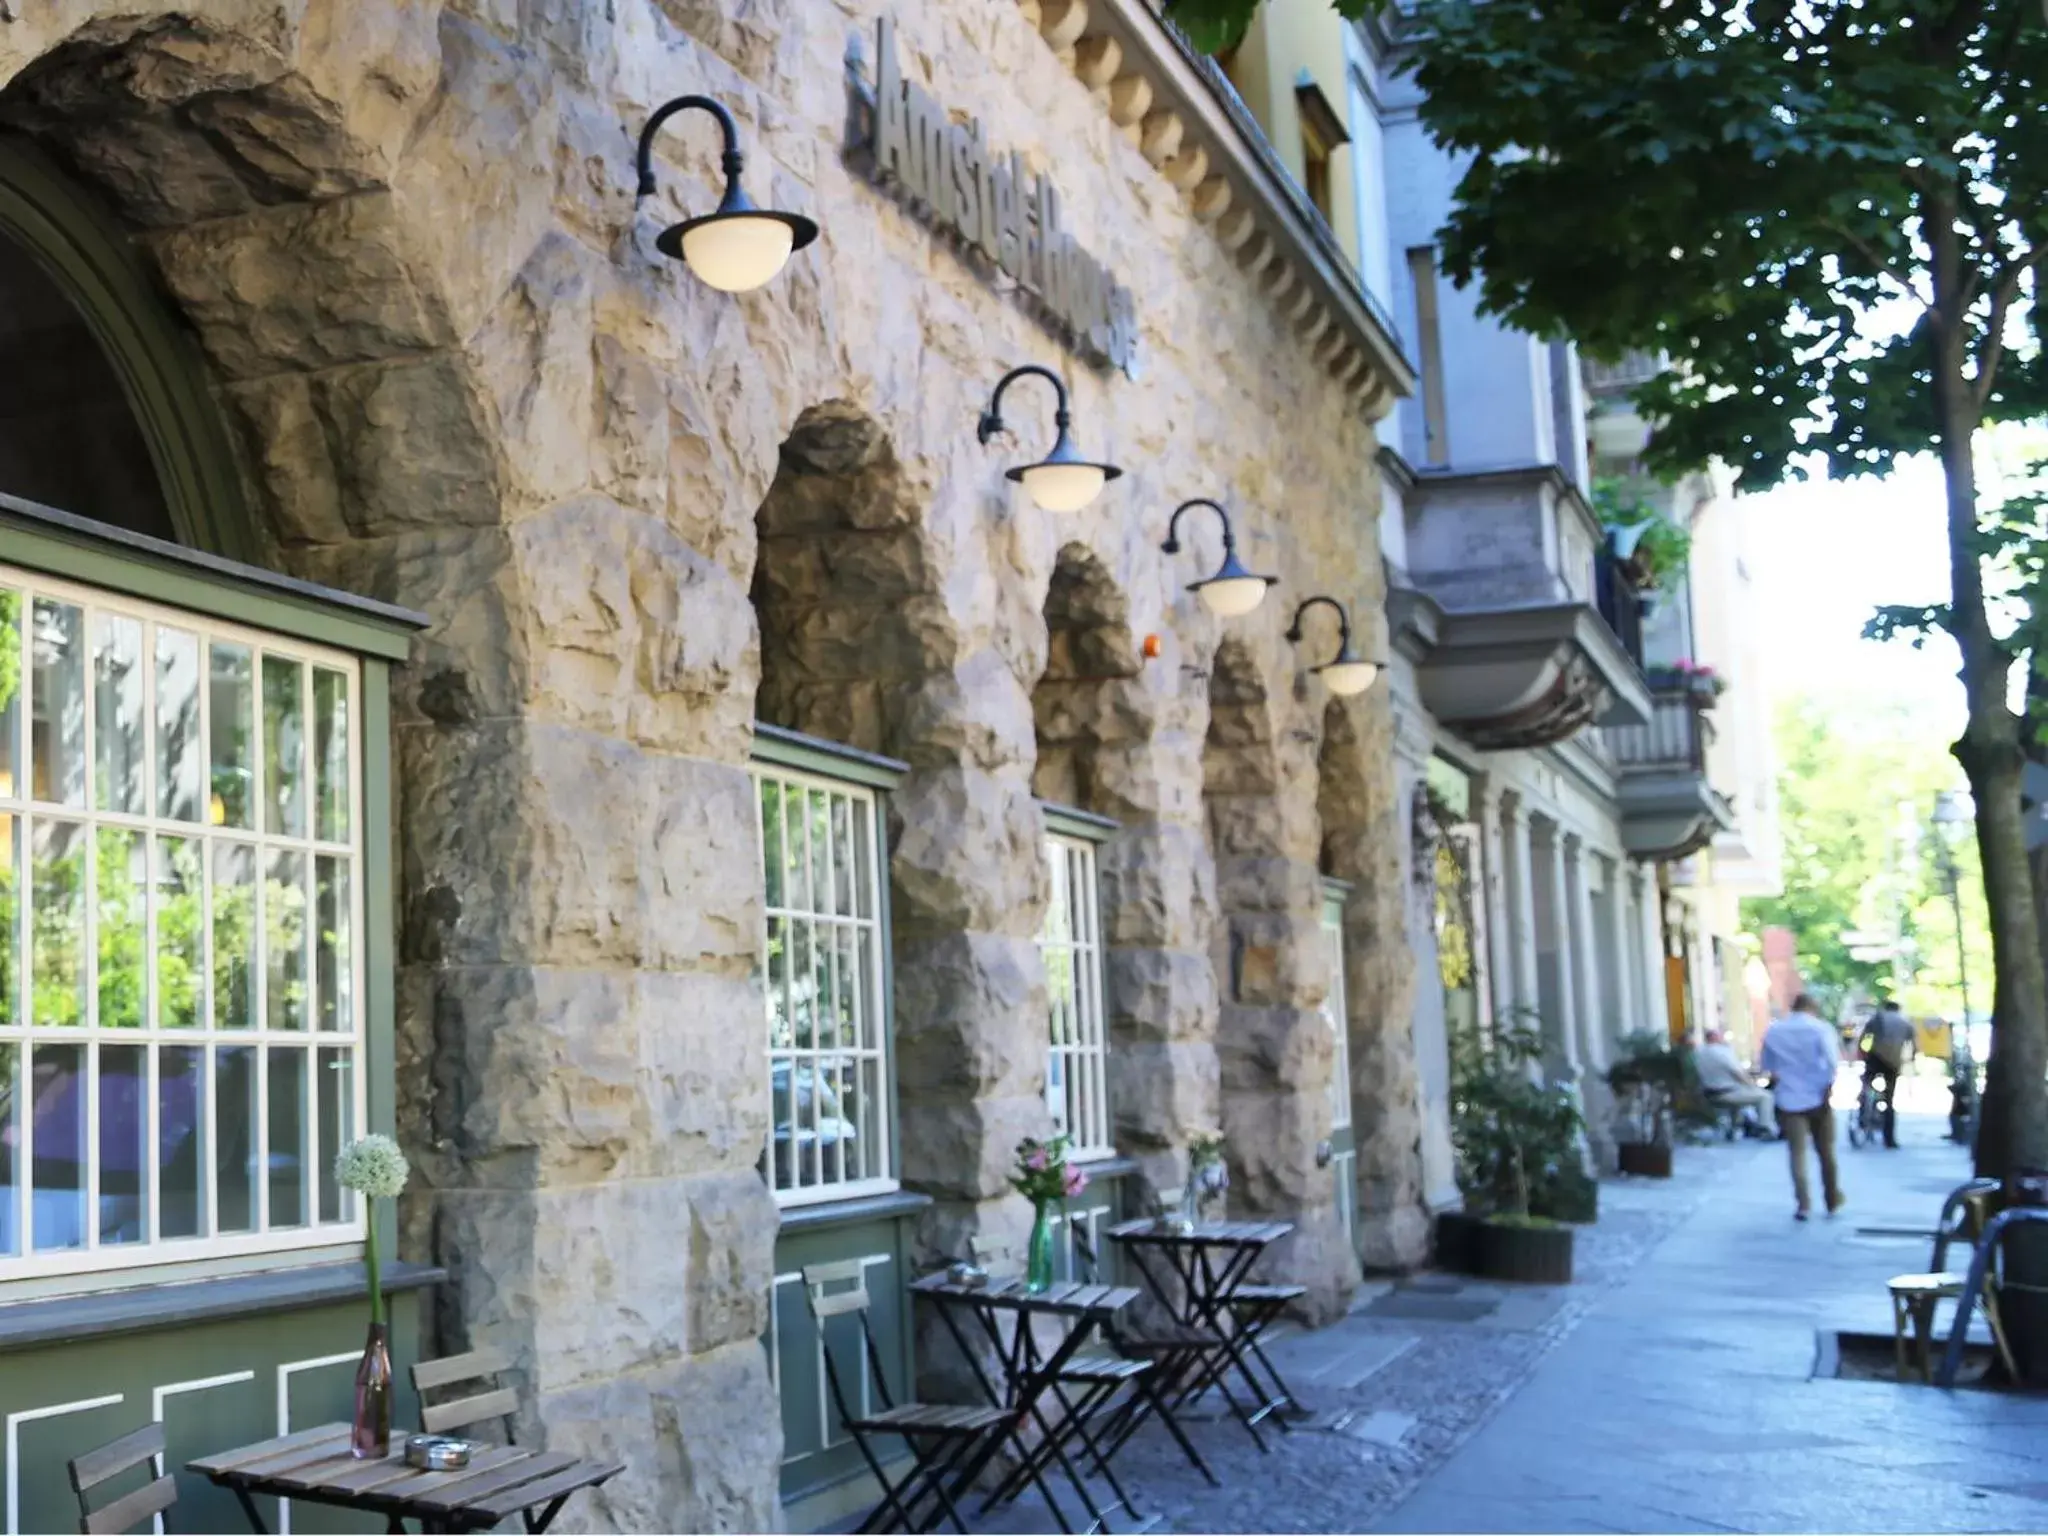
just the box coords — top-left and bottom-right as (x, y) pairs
(1759, 994), (1846, 1220)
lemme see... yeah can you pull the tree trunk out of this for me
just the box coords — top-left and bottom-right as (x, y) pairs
(1926, 264), (2048, 1186)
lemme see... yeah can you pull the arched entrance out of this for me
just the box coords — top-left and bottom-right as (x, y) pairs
(0, 136), (254, 556)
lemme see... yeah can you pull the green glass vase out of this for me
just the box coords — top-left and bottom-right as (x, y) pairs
(1026, 1201), (1056, 1293)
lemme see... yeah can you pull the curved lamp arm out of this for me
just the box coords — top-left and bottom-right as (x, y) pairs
(1162, 497), (1236, 555)
(977, 364), (1073, 447)
(636, 95), (744, 200)
(1286, 595), (1353, 649)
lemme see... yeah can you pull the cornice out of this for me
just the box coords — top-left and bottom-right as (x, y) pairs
(1012, 0), (1415, 419)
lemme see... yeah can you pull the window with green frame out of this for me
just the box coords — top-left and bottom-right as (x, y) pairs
(1039, 804), (1116, 1160)
(0, 497), (417, 1293)
(750, 726), (905, 1208)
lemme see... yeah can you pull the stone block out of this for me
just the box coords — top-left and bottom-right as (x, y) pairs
(634, 969), (769, 1178)
(150, 190), (455, 377)
(1111, 1039), (1219, 1151)
(888, 764), (1043, 937)
(639, 754), (761, 974)
(310, 353), (506, 537)
(1104, 946), (1214, 1045)
(290, 527), (527, 729)
(425, 963), (639, 1186)
(398, 720), (642, 968)
(893, 929), (1044, 1099)
(472, 232), (597, 511)
(898, 1093), (1050, 1202)
(535, 1340), (781, 1534)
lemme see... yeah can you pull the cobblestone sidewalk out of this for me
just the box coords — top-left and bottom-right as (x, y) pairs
(1003, 1178), (1705, 1534)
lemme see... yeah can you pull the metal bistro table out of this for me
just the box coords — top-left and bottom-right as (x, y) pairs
(911, 1273), (1145, 1535)
(1107, 1217), (1302, 1449)
(188, 1423), (623, 1534)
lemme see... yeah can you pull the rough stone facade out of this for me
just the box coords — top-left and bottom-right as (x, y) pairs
(0, 0), (1425, 1522)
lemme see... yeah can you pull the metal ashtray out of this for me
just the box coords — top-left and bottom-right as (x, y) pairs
(404, 1434), (474, 1471)
(946, 1260), (989, 1289)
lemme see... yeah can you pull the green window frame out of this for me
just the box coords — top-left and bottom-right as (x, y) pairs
(750, 725), (906, 1210)
(0, 496), (419, 1297)
(1039, 803), (1116, 1160)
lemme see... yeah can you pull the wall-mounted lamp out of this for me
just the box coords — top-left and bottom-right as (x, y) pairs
(977, 365), (1122, 512)
(635, 95), (819, 292)
(1287, 596), (1379, 696)
(1162, 499), (1276, 619)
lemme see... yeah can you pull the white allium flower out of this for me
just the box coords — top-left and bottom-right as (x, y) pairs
(335, 1133), (410, 1200)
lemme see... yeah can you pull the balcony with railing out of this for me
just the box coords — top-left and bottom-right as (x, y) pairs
(1606, 684), (1735, 861)
(1387, 464), (1653, 752)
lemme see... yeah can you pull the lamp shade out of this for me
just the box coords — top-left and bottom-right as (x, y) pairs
(1318, 657), (1379, 696)
(1189, 543), (1276, 618)
(678, 213), (798, 291)
(1019, 459), (1110, 513)
(1197, 573), (1272, 619)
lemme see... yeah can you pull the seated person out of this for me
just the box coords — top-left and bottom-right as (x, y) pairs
(1696, 1028), (1775, 1134)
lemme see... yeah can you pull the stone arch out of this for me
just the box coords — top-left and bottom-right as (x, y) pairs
(1202, 634), (1353, 1318)
(752, 399), (1045, 1266)
(0, 134), (252, 555)
(1317, 697), (1430, 1271)
(0, 15), (795, 1529)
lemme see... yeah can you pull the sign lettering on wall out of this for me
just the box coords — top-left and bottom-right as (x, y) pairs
(848, 15), (1140, 376)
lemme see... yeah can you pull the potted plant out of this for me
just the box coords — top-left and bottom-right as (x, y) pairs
(1606, 1030), (1684, 1178)
(1595, 478), (1692, 591)
(1010, 1134), (1087, 1293)
(1442, 1014), (1586, 1283)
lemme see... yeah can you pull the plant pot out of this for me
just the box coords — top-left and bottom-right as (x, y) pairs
(1469, 1219), (1574, 1284)
(1434, 1210), (1482, 1271)
(1617, 1141), (1673, 1178)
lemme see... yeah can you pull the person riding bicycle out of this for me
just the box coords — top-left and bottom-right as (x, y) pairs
(1857, 996), (1915, 1150)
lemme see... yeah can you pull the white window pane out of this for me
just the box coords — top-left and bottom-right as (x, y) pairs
(98, 1043), (147, 1245)
(93, 614), (145, 815)
(0, 587), (19, 798)
(208, 642), (252, 830)
(266, 850), (307, 1031)
(316, 1045), (355, 1224)
(267, 1047), (308, 1228)
(212, 842), (255, 1030)
(157, 835), (203, 1029)
(315, 856), (351, 1033)
(96, 828), (145, 1030)
(262, 656), (306, 838)
(158, 1044), (206, 1240)
(313, 668), (350, 843)
(31, 599), (84, 808)
(154, 628), (202, 823)
(215, 1044), (257, 1234)
(31, 818), (86, 1028)
(30, 1042), (85, 1252)
(0, 813), (18, 1026)
(0, 1041), (16, 1256)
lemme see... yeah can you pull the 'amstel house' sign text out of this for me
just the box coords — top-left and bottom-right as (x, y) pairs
(852, 15), (1140, 375)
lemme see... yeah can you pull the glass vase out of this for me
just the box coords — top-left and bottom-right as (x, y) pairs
(1026, 1201), (1056, 1293)
(351, 1321), (393, 1459)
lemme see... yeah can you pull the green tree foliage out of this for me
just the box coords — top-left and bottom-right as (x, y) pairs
(1746, 693), (1991, 1021)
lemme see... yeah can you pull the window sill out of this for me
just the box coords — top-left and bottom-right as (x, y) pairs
(778, 1189), (933, 1235)
(0, 1259), (443, 1353)
(1077, 1155), (1141, 1182)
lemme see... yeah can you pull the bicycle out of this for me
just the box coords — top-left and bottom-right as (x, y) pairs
(1846, 1079), (1890, 1149)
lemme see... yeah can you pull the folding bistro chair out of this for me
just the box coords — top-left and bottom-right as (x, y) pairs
(1220, 1279), (1308, 1422)
(803, 1260), (1010, 1534)
(1064, 1229), (1220, 1487)
(411, 1348), (522, 1443)
(68, 1423), (179, 1534)
(412, 1348), (593, 1533)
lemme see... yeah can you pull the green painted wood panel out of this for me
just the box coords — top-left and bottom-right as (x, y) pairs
(770, 1212), (918, 1504)
(0, 1291), (422, 1535)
